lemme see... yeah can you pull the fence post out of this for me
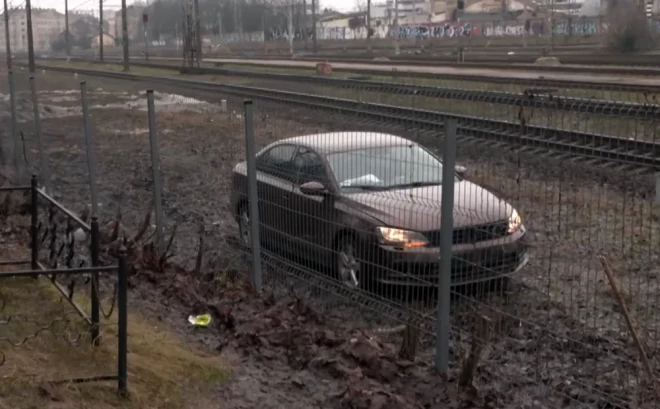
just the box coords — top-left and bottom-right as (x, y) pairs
(117, 246), (128, 394)
(90, 216), (100, 346)
(29, 76), (48, 194)
(8, 70), (22, 181)
(435, 118), (457, 375)
(146, 90), (164, 254)
(81, 82), (101, 347)
(30, 174), (38, 269)
(243, 100), (262, 292)
(80, 82), (99, 218)
(654, 173), (660, 207)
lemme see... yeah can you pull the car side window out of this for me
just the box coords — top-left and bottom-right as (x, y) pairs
(256, 144), (298, 182)
(293, 149), (328, 185)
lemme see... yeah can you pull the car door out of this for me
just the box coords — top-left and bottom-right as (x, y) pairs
(288, 147), (336, 268)
(255, 144), (297, 251)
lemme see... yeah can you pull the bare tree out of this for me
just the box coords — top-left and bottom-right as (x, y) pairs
(605, 0), (656, 52)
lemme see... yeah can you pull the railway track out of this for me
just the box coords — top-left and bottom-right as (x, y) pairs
(240, 54), (660, 75)
(43, 56), (660, 94)
(57, 48), (660, 70)
(98, 61), (660, 119)
(35, 64), (660, 173)
(192, 60), (660, 94)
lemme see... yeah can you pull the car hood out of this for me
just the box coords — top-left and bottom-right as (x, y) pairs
(342, 180), (514, 231)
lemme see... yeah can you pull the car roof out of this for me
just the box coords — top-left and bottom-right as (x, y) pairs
(274, 132), (413, 154)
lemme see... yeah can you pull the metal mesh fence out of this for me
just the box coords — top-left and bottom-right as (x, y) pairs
(2, 66), (659, 408)
(238, 78), (660, 407)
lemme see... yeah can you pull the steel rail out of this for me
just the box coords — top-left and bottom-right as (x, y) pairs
(35, 64), (660, 172)
(210, 63), (660, 94)
(42, 49), (660, 69)
(105, 61), (660, 119)
(230, 54), (660, 75)
(40, 56), (660, 94)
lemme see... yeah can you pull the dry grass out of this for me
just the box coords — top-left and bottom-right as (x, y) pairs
(0, 250), (228, 409)
(460, 157), (660, 347)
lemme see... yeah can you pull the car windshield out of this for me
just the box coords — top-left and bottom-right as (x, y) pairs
(327, 144), (447, 190)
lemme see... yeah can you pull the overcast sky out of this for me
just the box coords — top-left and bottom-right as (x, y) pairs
(23, 0), (356, 14)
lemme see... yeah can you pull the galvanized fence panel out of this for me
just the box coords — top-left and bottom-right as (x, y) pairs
(239, 74), (660, 408)
(243, 96), (447, 348)
(442, 77), (660, 408)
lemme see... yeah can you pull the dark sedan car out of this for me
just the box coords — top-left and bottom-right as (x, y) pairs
(231, 132), (528, 289)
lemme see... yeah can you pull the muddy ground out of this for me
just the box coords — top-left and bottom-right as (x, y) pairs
(0, 70), (659, 408)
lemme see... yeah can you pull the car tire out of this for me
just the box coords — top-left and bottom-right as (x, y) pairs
(237, 202), (251, 248)
(334, 234), (368, 291)
(491, 276), (511, 293)
(474, 276), (510, 297)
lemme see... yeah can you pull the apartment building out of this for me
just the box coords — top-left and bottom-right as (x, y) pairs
(106, 12), (117, 38)
(0, 8), (65, 52)
(371, 0), (448, 25)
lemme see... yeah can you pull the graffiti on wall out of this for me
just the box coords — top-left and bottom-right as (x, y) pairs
(267, 25), (390, 41)
(231, 16), (637, 43)
(390, 22), (475, 39)
(481, 20), (546, 36)
(267, 28), (314, 41)
(217, 31), (265, 43)
(393, 21), (539, 38)
(393, 21), (538, 39)
(553, 20), (605, 36)
(391, 18), (610, 39)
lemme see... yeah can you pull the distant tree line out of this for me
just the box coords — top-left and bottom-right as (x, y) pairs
(143, 0), (328, 41)
(51, 15), (108, 51)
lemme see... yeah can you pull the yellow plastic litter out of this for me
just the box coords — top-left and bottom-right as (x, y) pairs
(188, 313), (212, 327)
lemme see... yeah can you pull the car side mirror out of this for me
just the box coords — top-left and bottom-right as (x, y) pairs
(455, 165), (467, 177)
(300, 181), (327, 195)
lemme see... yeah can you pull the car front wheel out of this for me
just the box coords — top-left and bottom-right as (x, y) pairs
(238, 204), (251, 248)
(336, 236), (363, 290)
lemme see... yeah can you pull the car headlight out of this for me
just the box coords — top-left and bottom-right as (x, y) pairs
(377, 227), (429, 248)
(508, 209), (522, 233)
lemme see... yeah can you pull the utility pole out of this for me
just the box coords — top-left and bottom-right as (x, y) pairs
(143, 13), (149, 60)
(393, 0), (399, 55)
(99, 0), (104, 61)
(261, 14), (266, 53)
(3, 0), (11, 70)
(288, 0), (293, 55)
(237, 0), (243, 42)
(193, 0), (201, 60)
(218, 12), (222, 38)
(121, 0), (129, 71)
(233, 0), (238, 38)
(312, 0), (317, 53)
(182, 0), (199, 68)
(367, 0), (371, 51)
(303, 0), (308, 49)
(65, 0), (70, 56)
(549, 0), (555, 52)
(175, 23), (179, 52)
(26, 0), (35, 72)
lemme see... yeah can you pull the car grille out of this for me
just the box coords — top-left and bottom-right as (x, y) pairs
(424, 220), (509, 246)
(387, 251), (525, 285)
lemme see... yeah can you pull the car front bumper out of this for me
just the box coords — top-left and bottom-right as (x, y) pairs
(366, 236), (529, 287)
